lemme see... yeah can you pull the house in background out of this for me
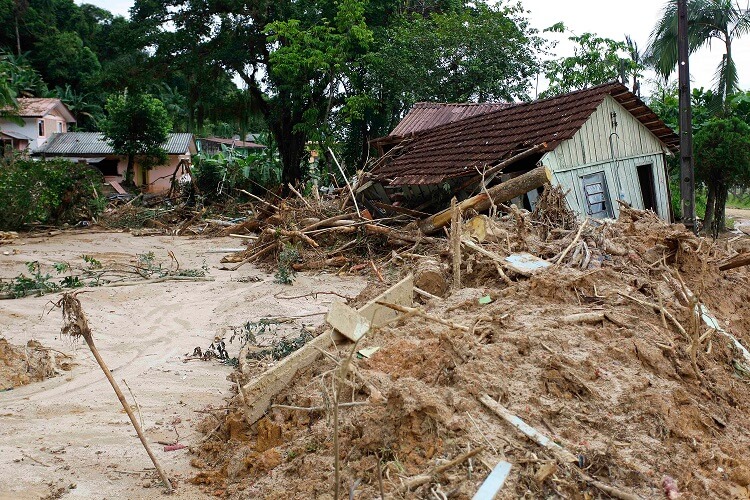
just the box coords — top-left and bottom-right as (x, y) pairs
(0, 98), (76, 152)
(197, 136), (265, 156)
(363, 82), (678, 221)
(36, 132), (197, 193)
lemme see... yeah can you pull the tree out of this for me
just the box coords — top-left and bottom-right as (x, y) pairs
(647, 0), (750, 112)
(694, 117), (750, 236)
(131, 0), (545, 184)
(101, 92), (172, 185)
(541, 32), (638, 98)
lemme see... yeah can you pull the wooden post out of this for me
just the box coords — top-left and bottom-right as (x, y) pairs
(419, 165), (552, 235)
(451, 197), (461, 289)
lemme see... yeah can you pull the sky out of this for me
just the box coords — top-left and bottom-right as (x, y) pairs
(78, 0), (750, 98)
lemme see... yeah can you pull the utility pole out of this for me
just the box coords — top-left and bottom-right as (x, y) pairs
(678, 0), (696, 232)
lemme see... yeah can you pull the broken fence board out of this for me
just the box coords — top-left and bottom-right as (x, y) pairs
(327, 301), (372, 342)
(241, 331), (337, 426)
(472, 461), (512, 500)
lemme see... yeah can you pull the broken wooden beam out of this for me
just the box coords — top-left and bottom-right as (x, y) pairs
(419, 165), (553, 235)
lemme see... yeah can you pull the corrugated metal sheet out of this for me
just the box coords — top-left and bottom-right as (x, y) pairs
(38, 132), (195, 155)
(390, 102), (512, 136)
(371, 83), (679, 186)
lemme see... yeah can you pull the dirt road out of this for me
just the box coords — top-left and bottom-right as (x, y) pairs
(0, 231), (365, 499)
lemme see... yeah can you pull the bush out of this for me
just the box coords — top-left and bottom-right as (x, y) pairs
(0, 157), (104, 230)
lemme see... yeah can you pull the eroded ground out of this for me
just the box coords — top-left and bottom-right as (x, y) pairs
(0, 231), (365, 499)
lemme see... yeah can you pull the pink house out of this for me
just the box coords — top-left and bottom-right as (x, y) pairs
(0, 98), (76, 152)
(36, 132), (197, 193)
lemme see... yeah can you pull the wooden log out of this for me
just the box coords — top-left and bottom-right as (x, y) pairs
(719, 253), (750, 271)
(291, 255), (348, 271)
(415, 258), (448, 298)
(363, 224), (442, 245)
(419, 165), (553, 235)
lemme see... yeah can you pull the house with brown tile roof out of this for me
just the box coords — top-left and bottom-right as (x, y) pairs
(362, 83), (678, 221)
(0, 98), (76, 152)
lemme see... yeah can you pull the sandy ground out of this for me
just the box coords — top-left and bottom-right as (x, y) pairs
(0, 231), (365, 499)
(727, 207), (750, 234)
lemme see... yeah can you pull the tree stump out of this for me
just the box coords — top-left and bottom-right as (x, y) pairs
(415, 258), (448, 297)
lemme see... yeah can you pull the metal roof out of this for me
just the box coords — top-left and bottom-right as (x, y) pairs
(389, 102), (513, 137)
(0, 130), (32, 140)
(370, 83), (679, 186)
(37, 132), (195, 156)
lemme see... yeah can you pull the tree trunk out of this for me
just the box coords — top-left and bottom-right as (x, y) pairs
(419, 165), (552, 235)
(270, 102), (306, 187)
(703, 180), (716, 234)
(125, 154), (135, 186)
(712, 181), (729, 238)
(14, 14), (21, 56)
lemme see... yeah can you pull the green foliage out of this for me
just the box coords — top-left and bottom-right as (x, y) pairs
(0, 157), (104, 230)
(695, 117), (750, 187)
(31, 31), (101, 91)
(0, 262), (59, 298)
(102, 92), (172, 183)
(194, 135), (283, 200)
(542, 33), (638, 98)
(245, 331), (313, 362)
(274, 244), (301, 285)
(646, 0), (750, 111)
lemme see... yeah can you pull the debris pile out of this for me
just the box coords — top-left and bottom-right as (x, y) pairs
(187, 187), (750, 499)
(0, 339), (71, 391)
(219, 197), (440, 275)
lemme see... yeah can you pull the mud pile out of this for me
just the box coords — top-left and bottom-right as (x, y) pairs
(0, 339), (71, 391)
(190, 195), (750, 499)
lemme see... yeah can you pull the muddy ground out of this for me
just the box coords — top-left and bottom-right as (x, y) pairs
(0, 230), (365, 499)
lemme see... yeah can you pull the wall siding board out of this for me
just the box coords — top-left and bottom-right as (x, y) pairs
(543, 96), (671, 221)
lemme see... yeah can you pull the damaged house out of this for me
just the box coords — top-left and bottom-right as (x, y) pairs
(361, 82), (679, 223)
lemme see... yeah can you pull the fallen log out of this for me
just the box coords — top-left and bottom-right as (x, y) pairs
(363, 224), (442, 245)
(419, 165), (553, 235)
(719, 252), (750, 271)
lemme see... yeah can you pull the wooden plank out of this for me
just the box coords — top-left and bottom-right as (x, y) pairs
(472, 461), (512, 500)
(326, 301), (371, 342)
(109, 180), (127, 195)
(240, 331), (338, 425)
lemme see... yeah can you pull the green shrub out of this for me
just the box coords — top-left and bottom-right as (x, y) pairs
(0, 157), (104, 230)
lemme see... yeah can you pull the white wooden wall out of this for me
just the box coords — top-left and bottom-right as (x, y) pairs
(542, 95), (671, 220)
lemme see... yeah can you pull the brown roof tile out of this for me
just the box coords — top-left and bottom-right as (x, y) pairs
(371, 83), (678, 186)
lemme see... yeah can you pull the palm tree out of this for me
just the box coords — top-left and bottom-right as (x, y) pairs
(625, 35), (644, 96)
(647, 0), (750, 112)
